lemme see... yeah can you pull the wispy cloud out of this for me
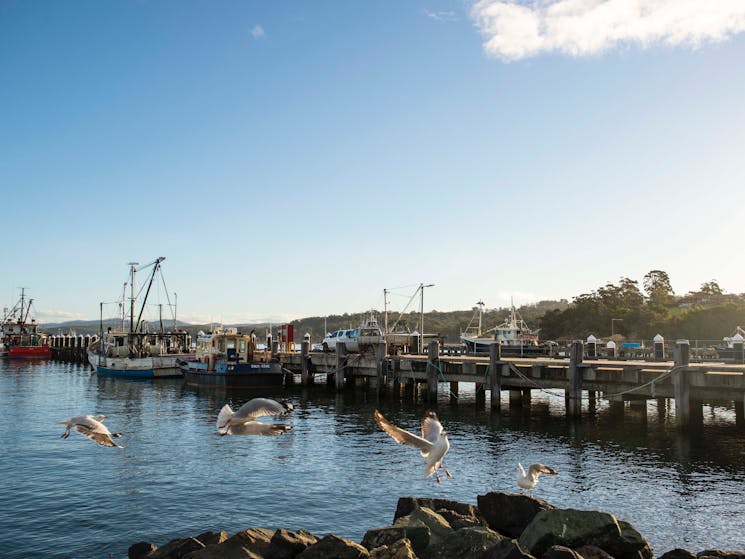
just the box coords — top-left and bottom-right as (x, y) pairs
(424, 9), (458, 22)
(35, 309), (90, 323)
(249, 24), (265, 40)
(470, 0), (745, 61)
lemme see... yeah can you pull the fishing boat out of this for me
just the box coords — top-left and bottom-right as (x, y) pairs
(1, 289), (52, 359)
(460, 300), (547, 356)
(87, 257), (194, 378)
(178, 327), (284, 388)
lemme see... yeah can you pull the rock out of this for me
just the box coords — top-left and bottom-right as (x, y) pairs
(362, 526), (431, 556)
(369, 538), (418, 559)
(224, 528), (275, 556)
(485, 538), (536, 559)
(266, 528), (319, 559)
(296, 534), (369, 559)
(394, 508), (452, 549)
(195, 531), (228, 547)
(478, 492), (555, 538)
(697, 552), (745, 559)
(394, 497), (480, 522)
(183, 543), (262, 559)
(592, 520), (653, 559)
(129, 541), (157, 559)
(542, 545), (582, 559)
(425, 526), (503, 559)
(518, 509), (621, 557)
(658, 550), (696, 559)
(574, 545), (614, 559)
(436, 509), (484, 530)
(149, 537), (205, 559)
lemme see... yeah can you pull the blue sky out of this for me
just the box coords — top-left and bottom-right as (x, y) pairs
(2, 1), (744, 324)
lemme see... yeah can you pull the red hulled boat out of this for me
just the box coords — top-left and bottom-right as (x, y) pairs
(1, 289), (52, 359)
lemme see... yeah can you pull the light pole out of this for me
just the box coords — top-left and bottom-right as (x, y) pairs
(419, 283), (435, 354)
(611, 318), (623, 338)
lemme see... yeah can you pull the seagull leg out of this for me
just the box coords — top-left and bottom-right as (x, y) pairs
(435, 471), (441, 484)
(60, 429), (70, 439)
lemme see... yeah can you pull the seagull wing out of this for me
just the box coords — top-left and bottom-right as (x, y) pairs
(229, 421), (293, 437)
(421, 411), (443, 444)
(233, 398), (291, 422)
(73, 420), (123, 448)
(374, 410), (433, 453)
(528, 464), (558, 476)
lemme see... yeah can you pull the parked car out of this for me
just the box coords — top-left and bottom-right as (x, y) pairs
(322, 329), (359, 352)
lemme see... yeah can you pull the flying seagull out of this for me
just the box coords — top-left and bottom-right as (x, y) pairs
(516, 463), (557, 495)
(374, 409), (452, 483)
(58, 415), (123, 448)
(216, 398), (294, 436)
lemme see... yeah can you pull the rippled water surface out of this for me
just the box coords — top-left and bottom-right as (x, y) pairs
(1, 360), (744, 558)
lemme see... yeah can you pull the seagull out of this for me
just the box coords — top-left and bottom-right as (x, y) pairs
(58, 415), (124, 448)
(516, 463), (558, 495)
(216, 398), (294, 436)
(374, 409), (452, 483)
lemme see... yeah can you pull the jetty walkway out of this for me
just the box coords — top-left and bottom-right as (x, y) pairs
(279, 340), (745, 427)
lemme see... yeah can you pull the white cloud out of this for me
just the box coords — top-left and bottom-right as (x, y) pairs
(424, 9), (458, 22)
(470, 0), (745, 60)
(35, 309), (89, 323)
(249, 24), (265, 40)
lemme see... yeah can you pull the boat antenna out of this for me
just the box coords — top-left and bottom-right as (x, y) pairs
(127, 262), (138, 336)
(383, 288), (389, 334)
(477, 300), (485, 337)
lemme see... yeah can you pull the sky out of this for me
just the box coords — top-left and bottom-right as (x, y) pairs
(2, 1), (745, 325)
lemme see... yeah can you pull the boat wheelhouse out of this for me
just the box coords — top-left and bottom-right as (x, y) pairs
(1, 289), (52, 359)
(460, 300), (546, 356)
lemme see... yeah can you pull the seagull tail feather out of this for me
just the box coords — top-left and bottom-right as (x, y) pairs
(217, 404), (234, 434)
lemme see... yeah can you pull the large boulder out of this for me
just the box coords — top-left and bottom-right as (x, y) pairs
(362, 526), (430, 556)
(698, 552), (745, 559)
(195, 531), (228, 547)
(478, 492), (555, 538)
(266, 528), (319, 559)
(658, 550), (696, 559)
(394, 508), (452, 549)
(519, 509), (621, 557)
(594, 520), (652, 559)
(149, 537), (205, 559)
(224, 528), (275, 557)
(394, 497), (480, 523)
(369, 538), (418, 559)
(129, 541), (157, 559)
(296, 534), (369, 559)
(541, 545), (582, 559)
(425, 526), (504, 559)
(183, 543), (262, 559)
(485, 538), (536, 559)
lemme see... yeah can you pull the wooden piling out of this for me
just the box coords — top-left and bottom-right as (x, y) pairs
(375, 342), (387, 395)
(426, 340), (439, 404)
(567, 340), (583, 416)
(335, 342), (347, 392)
(673, 339), (691, 426)
(489, 343), (501, 411)
(300, 341), (311, 385)
(450, 382), (459, 404)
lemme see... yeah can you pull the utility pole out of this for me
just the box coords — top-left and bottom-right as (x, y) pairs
(419, 283), (435, 354)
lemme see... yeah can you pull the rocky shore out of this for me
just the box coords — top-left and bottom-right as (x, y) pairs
(128, 492), (745, 559)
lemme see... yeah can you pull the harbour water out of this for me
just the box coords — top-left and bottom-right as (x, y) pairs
(1, 359), (744, 559)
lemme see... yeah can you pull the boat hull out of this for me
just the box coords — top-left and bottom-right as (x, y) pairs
(87, 348), (193, 379)
(462, 337), (548, 356)
(6, 346), (52, 359)
(179, 359), (285, 388)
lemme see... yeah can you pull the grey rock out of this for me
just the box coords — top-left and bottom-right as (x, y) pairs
(129, 541), (157, 559)
(266, 528), (319, 559)
(657, 550), (696, 559)
(485, 538), (536, 559)
(541, 545), (582, 559)
(519, 509), (621, 557)
(362, 526), (431, 555)
(394, 508), (452, 549)
(697, 552), (745, 559)
(436, 508), (484, 530)
(478, 492), (555, 538)
(296, 534), (369, 559)
(369, 538), (418, 559)
(425, 526), (503, 559)
(592, 520), (652, 559)
(574, 545), (614, 559)
(394, 497), (480, 522)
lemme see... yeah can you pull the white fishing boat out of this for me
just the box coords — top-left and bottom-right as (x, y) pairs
(87, 257), (193, 378)
(460, 300), (546, 356)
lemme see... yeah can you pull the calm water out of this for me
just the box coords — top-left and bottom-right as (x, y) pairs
(1, 360), (744, 559)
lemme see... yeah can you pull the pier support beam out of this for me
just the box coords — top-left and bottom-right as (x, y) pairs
(426, 340), (439, 404)
(566, 341), (583, 416)
(489, 344), (501, 411)
(375, 342), (387, 395)
(509, 390), (523, 408)
(450, 382), (459, 405)
(475, 383), (486, 406)
(301, 341), (314, 386)
(736, 394), (745, 428)
(673, 339), (691, 426)
(335, 342), (347, 392)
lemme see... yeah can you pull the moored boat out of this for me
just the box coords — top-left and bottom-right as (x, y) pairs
(460, 300), (548, 356)
(1, 289), (52, 359)
(179, 327), (285, 388)
(87, 257), (194, 378)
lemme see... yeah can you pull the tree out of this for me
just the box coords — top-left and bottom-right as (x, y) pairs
(643, 270), (674, 307)
(700, 280), (723, 296)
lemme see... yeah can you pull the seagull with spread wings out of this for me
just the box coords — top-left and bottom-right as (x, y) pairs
(516, 463), (558, 495)
(374, 409), (452, 483)
(58, 415), (124, 448)
(216, 398), (294, 436)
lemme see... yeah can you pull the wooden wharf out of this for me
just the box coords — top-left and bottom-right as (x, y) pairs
(50, 334), (96, 364)
(279, 340), (745, 427)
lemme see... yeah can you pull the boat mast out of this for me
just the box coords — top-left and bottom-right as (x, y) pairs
(477, 300), (484, 337)
(19, 287), (25, 326)
(383, 288), (389, 334)
(173, 292), (177, 331)
(128, 262), (138, 335)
